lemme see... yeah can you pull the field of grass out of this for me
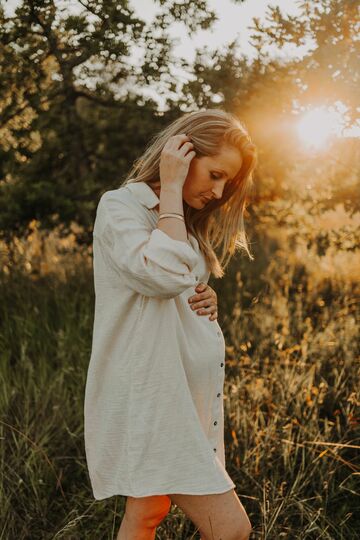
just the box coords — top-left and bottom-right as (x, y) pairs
(0, 205), (359, 539)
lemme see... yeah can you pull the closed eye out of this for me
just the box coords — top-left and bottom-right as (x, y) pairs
(210, 172), (221, 180)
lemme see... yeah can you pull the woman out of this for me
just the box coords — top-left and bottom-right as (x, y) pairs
(84, 109), (258, 540)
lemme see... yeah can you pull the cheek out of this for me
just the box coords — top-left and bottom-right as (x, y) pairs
(193, 166), (209, 187)
(184, 162), (209, 194)
(190, 178), (207, 196)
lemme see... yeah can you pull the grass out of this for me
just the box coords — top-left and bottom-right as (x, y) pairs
(0, 210), (359, 539)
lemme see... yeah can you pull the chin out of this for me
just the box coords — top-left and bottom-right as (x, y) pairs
(185, 196), (206, 209)
(189, 202), (204, 210)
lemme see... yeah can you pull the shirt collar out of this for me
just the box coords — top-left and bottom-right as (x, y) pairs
(124, 180), (159, 209)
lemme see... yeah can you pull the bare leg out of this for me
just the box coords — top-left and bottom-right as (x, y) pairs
(116, 512), (157, 540)
(168, 489), (252, 540)
(117, 495), (172, 540)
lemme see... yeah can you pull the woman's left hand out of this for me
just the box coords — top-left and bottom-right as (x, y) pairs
(188, 282), (218, 321)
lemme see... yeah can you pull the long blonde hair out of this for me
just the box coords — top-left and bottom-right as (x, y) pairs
(122, 108), (258, 278)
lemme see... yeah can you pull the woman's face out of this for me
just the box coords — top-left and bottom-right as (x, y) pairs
(182, 144), (243, 209)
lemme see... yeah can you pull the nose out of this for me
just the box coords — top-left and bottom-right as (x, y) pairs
(211, 181), (226, 199)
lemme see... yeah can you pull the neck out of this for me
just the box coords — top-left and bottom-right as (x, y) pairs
(148, 181), (161, 209)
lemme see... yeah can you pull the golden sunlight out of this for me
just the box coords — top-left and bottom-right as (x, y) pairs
(296, 106), (345, 151)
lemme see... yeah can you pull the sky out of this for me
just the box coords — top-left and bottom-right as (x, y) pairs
(4, 0), (358, 136)
(126, 0), (312, 108)
(0, 0), (309, 111)
(3, 0), (311, 101)
(4, 0), (305, 62)
(3, 0), (358, 136)
(129, 0), (308, 63)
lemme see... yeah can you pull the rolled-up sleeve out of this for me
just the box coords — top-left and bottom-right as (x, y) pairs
(95, 193), (199, 298)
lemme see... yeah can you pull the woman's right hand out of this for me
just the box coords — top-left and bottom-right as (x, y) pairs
(159, 134), (196, 191)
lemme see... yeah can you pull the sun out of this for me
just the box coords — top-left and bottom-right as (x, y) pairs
(296, 106), (345, 150)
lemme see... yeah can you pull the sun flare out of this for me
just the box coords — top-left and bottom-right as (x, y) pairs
(296, 106), (345, 150)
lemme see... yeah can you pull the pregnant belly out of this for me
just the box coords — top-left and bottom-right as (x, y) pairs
(181, 311), (225, 392)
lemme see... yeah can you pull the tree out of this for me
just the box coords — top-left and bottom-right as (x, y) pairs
(0, 0), (217, 233)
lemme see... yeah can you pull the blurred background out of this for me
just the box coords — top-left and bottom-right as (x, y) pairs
(0, 0), (359, 538)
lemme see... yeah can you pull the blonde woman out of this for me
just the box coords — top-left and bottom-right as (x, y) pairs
(84, 109), (258, 540)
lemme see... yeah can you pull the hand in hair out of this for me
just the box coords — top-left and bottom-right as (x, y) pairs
(159, 134), (196, 190)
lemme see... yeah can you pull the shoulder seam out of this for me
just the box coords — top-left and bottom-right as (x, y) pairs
(101, 187), (146, 210)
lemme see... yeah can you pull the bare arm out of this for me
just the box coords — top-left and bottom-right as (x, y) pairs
(156, 133), (195, 244)
(156, 185), (188, 243)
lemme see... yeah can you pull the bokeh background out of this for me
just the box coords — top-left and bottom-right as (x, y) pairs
(0, 0), (359, 538)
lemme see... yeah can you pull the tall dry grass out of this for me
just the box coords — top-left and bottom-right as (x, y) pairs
(0, 202), (359, 539)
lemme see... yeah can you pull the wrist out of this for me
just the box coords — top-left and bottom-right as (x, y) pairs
(160, 184), (183, 195)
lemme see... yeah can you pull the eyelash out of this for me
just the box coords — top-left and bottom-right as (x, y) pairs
(210, 172), (221, 180)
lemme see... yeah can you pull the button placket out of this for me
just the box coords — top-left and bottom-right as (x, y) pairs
(212, 327), (225, 443)
(212, 395), (221, 415)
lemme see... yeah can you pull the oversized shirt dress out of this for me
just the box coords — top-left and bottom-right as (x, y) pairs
(84, 180), (236, 500)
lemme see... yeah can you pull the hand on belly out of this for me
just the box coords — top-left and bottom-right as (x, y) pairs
(187, 282), (218, 321)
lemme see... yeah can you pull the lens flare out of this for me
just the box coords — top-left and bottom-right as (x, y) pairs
(296, 106), (345, 150)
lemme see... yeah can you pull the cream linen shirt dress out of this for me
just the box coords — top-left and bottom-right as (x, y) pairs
(84, 179), (236, 500)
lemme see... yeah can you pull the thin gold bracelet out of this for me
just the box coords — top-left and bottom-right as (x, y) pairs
(159, 211), (184, 217)
(158, 213), (185, 221)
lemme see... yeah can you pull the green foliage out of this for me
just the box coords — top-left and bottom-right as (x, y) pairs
(0, 0), (217, 233)
(248, 0), (359, 122)
(1, 0), (359, 237)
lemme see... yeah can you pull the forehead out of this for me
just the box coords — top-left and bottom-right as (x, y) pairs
(205, 146), (243, 178)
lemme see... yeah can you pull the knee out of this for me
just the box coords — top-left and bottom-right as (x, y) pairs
(201, 520), (252, 540)
(125, 496), (172, 529)
(236, 520), (253, 540)
(226, 516), (252, 540)
(147, 498), (172, 527)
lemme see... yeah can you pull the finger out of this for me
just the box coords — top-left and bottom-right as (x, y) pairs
(193, 293), (214, 304)
(190, 299), (216, 310)
(196, 306), (217, 316)
(165, 133), (189, 150)
(174, 134), (191, 148)
(188, 287), (213, 304)
(195, 282), (207, 292)
(194, 288), (217, 303)
(178, 141), (194, 156)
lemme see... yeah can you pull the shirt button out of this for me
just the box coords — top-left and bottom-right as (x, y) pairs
(217, 331), (221, 336)
(213, 448), (217, 452)
(195, 275), (199, 281)
(220, 363), (224, 367)
(217, 392), (221, 397)
(213, 421), (217, 426)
